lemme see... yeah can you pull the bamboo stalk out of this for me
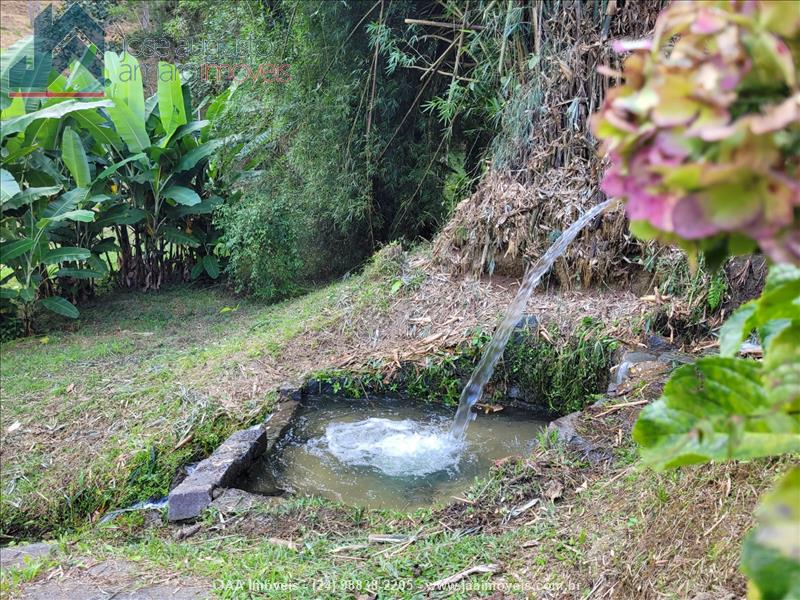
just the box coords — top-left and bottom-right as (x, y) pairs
(403, 18), (485, 31)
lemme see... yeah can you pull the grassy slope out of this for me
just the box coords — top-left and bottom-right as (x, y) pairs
(0, 280), (353, 538)
(0, 268), (785, 598)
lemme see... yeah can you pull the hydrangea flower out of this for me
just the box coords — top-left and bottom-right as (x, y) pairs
(592, 1), (800, 265)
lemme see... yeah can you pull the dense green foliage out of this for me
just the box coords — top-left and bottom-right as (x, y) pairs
(169, 0), (469, 294)
(1, 42), (227, 332)
(159, 0), (562, 295)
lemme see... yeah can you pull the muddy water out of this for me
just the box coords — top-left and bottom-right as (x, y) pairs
(239, 396), (546, 511)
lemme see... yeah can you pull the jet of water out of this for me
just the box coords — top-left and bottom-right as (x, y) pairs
(450, 198), (617, 438)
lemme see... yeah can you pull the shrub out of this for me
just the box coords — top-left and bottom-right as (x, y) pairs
(216, 189), (302, 301)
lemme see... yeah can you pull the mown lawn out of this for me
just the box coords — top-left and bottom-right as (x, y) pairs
(0, 279), (361, 540)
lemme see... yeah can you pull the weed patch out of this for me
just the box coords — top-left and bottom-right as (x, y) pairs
(310, 319), (615, 417)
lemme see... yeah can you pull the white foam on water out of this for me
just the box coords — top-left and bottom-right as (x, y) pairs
(309, 417), (464, 477)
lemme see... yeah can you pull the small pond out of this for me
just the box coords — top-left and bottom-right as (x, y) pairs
(237, 395), (547, 511)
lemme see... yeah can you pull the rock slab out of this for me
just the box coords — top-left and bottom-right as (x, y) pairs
(168, 424), (266, 521)
(167, 400), (299, 521)
(0, 542), (54, 569)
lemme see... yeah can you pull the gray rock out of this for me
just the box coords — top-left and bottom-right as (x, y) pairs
(20, 558), (210, 599)
(657, 351), (695, 365)
(210, 488), (277, 514)
(168, 483), (215, 522)
(168, 423), (267, 521)
(608, 351), (658, 392)
(0, 542), (54, 569)
(646, 334), (674, 352)
(168, 400), (300, 521)
(264, 399), (299, 455)
(621, 351), (657, 364)
(278, 380), (303, 402)
(547, 412), (611, 464)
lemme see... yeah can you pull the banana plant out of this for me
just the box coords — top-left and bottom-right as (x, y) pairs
(1, 93), (114, 330)
(1, 45), (229, 333)
(96, 53), (226, 290)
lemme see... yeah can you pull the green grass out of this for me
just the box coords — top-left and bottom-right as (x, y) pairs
(2, 257), (775, 598)
(0, 254), (438, 540)
(0, 279), (372, 539)
(77, 517), (544, 599)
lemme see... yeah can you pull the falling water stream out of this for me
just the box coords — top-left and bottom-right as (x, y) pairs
(449, 198), (616, 438)
(245, 200), (615, 499)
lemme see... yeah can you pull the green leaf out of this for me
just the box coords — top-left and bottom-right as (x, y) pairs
(51, 209), (94, 223)
(741, 468), (800, 600)
(61, 126), (91, 187)
(38, 296), (79, 319)
(173, 195), (222, 217)
(93, 205), (146, 227)
(633, 357), (800, 470)
(757, 266), (800, 330)
(163, 228), (200, 247)
(71, 110), (123, 151)
(203, 255), (220, 279)
(104, 51), (145, 121)
(19, 286), (35, 302)
(95, 152), (147, 180)
(1, 99), (113, 138)
(176, 140), (221, 172)
(2, 186), (62, 210)
(145, 94), (158, 120)
(0, 287), (18, 299)
(106, 98), (150, 152)
(203, 89), (230, 133)
(87, 254), (109, 274)
(163, 186), (201, 206)
(65, 52), (103, 94)
(43, 188), (89, 219)
(190, 261), (204, 280)
(720, 266), (800, 357)
(0, 96), (25, 120)
(763, 324), (800, 411)
(56, 268), (103, 279)
(157, 62), (187, 136)
(42, 247), (91, 264)
(0, 238), (34, 262)
(173, 120), (209, 141)
(1, 169), (21, 202)
(720, 302), (757, 356)
(1, 36), (34, 100)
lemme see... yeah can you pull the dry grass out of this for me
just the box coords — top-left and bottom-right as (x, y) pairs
(527, 458), (784, 600)
(204, 250), (651, 407)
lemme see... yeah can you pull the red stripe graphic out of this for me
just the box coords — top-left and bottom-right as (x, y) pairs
(9, 91), (106, 98)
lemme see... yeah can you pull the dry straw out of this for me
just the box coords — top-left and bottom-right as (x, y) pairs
(433, 1), (666, 288)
